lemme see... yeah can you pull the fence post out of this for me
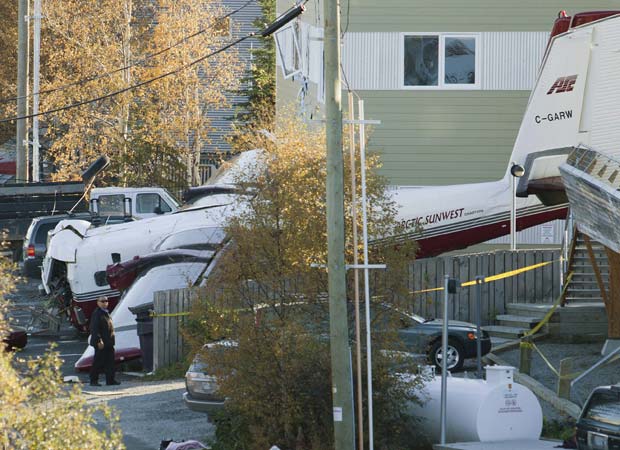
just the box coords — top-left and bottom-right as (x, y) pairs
(557, 358), (573, 399)
(153, 291), (162, 371)
(519, 337), (532, 375)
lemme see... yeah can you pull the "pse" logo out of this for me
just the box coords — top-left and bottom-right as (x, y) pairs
(546, 75), (578, 95)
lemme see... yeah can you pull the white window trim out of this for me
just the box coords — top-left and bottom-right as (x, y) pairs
(399, 32), (481, 90)
(275, 24), (302, 79)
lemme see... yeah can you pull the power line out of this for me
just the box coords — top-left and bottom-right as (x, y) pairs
(0, 0), (255, 106)
(0, 2), (306, 123)
(0, 34), (255, 124)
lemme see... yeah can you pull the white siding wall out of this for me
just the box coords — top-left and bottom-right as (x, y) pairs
(341, 32), (401, 90)
(589, 19), (620, 160)
(278, 30), (550, 91)
(480, 32), (549, 90)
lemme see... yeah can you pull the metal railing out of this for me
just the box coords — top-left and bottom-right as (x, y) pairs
(567, 145), (620, 189)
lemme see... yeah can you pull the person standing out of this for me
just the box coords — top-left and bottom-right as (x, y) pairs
(89, 296), (120, 386)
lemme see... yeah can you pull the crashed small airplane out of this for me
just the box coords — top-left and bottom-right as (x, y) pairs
(41, 150), (257, 332)
(42, 10), (611, 337)
(389, 10), (620, 256)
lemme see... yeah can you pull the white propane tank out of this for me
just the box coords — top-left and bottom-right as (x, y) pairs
(411, 365), (543, 443)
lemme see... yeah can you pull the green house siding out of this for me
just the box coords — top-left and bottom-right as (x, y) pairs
(275, 2), (619, 186)
(276, 76), (528, 185)
(308, 1), (620, 32)
(359, 90), (528, 185)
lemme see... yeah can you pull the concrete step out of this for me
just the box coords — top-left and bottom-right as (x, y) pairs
(482, 325), (528, 339)
(566, 287), (604, 295)
(490, 336), (513, 348)
(572, 255), (608, 264)
(573, 244), (607, 253)
(495, 314), (540, 329)
(570, 267), (608, 272)
(564, 296), (604, 304)
(567, 281), (604, 287)
(574, 245), (606, 251)
(506, 303), (553, 319)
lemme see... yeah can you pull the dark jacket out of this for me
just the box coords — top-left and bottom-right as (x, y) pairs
(89, 307), (115, 348)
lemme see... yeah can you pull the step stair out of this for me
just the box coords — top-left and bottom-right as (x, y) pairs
(563, 232), (608, 305)
(482, 325), (527, 340)
(490, 336), (512, 348)
(495, 314), (540, 329)
(505, 303), (552, 319)
(486, 303), (553, 340)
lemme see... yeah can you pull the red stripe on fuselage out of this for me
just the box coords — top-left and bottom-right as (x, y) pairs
(415, 207), (568, 258)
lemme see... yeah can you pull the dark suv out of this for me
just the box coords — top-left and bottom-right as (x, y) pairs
(576, 384), (620, 450)
(21, 213), (91, 278)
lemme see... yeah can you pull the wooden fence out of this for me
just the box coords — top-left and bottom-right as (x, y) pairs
(151, 249), (561, 368)
(152, 286), (207, 371)
(408, 249), (561, 325)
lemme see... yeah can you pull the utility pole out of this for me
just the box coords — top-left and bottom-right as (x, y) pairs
(324, 0), (355, 448)
(32, 0), (42, 182)
(16, 0), (30, 183)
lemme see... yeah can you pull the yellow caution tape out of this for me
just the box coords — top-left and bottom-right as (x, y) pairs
(519, 340), (534, 350)
(412, 260), (557, 295)
(464, 261), (554, 285)
(529, 341), (560, 377)
(522, 271), (573, 338)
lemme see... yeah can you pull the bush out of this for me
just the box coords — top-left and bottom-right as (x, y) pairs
(0, 257), (124, 449)
(184, 115), (426, 449)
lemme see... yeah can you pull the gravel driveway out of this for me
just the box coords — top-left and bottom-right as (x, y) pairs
(84, 379), (214, 450)
(493, 339), (620, 421)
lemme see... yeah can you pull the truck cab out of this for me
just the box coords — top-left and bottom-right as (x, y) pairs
(89, 187), (179, 220)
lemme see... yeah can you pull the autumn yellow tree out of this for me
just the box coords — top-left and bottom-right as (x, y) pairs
(0, 258), (124, 449)
(0, 3), (17, 143)
(185, 115), (427, 450)
(39, 0), (242, 187)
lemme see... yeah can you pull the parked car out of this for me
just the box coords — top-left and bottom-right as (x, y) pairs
(576, 384), (620, 450)
(252, 301), (491, 372)
(22, 211), (136, 278)
(183, 342), (236, 414)
(90, 186), (180, 219)
(21, 213), (91, 278)
(3, 325), (27, 351)
(182, 302), (492, 413)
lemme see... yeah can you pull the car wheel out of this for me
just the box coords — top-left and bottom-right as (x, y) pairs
(429, 339), (464, 372)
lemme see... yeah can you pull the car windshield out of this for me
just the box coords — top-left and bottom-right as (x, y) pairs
(584, 390), (620, 426)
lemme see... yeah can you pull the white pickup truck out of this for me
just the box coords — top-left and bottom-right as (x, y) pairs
(89, 186), (180, 220)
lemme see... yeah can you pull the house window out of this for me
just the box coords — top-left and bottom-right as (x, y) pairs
(403, 33), (479, 89)
(275, 24), (302, 79)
